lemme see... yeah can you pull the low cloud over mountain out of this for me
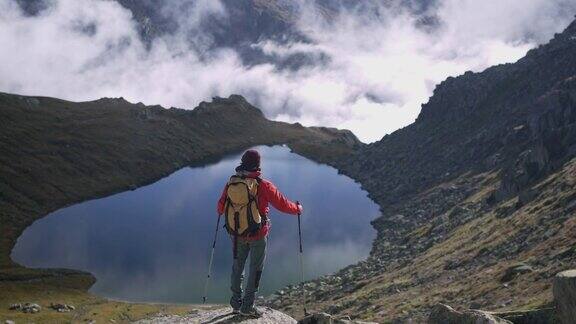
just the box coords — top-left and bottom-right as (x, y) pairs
(1, 0), (575, 142)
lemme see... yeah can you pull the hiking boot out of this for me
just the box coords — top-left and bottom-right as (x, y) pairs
(239, 307), (263, 318)
(230, 295), (242, 315)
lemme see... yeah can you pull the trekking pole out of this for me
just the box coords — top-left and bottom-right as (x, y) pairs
(296, 201), (308, 316)
(202, 213), (221, 304)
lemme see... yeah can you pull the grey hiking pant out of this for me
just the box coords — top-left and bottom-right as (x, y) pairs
(230, 236), (266, 311)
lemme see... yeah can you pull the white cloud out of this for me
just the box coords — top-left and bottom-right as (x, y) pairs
(0, 0), (575, 142)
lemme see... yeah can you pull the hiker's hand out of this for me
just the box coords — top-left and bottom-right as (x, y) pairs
(297, 203), (303, 214)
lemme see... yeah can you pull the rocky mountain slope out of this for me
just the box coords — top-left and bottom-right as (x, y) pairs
(267, 17), (576, 323)
(0, 91), (358, 322)
(116, 0), (305, 44)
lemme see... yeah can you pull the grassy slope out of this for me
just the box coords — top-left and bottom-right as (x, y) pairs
(287, 160), (575, 322)
(0, 92), (357, 323)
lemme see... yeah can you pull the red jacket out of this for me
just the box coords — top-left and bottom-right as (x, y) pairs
(217, 170), (301, 241)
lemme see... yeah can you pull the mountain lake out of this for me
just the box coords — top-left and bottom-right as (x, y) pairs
(12, 145), (379, 303)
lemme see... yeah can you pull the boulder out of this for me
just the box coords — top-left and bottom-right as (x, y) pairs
(500, 263), (534, 282)
(8, 304), (21, 311)
(495, 143), (550, 202)
(135, 306), (297, 324)
(553, 270), (576, 324)
(21, 303), (41, 313)
(50, 303), (76, 312)
(518, 189), (539, 206)
(428, 304), (512, 324)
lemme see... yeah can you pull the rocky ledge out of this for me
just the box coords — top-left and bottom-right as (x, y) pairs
(135, 307), (297, 324)
(134, 307), (376, 324)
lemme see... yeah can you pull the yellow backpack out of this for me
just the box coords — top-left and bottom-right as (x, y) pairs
(224, 175), (262, 236)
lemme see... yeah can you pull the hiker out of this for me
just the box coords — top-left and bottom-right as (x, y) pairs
(216, 149), (303, 317)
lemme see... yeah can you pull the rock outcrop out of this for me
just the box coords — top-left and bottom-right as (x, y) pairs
(500, 263), (534, 283)
(135, 307), (296, 324)
(553, 270), (576, 324)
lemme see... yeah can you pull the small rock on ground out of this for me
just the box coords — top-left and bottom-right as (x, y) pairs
(134, 306), (296, 324)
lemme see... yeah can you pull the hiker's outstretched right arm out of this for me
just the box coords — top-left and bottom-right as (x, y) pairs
(263, 181), (301, 215)
(217, 185), (228, 215)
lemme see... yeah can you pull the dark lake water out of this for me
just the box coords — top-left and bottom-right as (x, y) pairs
(11, 146), (379, 304)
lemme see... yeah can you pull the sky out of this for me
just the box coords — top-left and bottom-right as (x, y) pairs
(1, 0), (575, 142)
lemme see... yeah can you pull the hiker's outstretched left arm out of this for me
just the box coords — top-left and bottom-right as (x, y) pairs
(264, 181), (300, 215)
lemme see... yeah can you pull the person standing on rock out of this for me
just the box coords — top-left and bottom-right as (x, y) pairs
(217, 149), (303, 317)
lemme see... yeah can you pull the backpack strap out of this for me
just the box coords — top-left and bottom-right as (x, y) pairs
(253, 177), (268, 222)
(233, 210), (239, 259)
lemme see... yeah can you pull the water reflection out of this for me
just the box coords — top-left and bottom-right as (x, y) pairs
(12, 146), (379, 303)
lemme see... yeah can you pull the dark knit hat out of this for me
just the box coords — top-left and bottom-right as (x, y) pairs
(237, 149), (261, 171)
